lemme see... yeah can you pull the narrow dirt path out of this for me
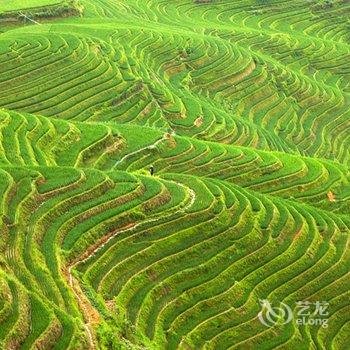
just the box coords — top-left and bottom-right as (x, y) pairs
(65, 179), (196, 349)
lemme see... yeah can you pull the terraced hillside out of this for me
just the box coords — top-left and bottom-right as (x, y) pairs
(0, 0), (349, 349)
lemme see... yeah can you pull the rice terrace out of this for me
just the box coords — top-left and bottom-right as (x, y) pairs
(0, 0), (349, 349)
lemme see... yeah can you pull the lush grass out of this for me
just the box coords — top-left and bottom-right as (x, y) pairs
(0, 0), (349, 349)
(0, 0), (61, 12)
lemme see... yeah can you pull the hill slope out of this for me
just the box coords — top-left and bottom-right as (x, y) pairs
(0, 1), (349, 349)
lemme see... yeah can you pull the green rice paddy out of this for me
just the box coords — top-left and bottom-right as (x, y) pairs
(0, 0), (349, 349)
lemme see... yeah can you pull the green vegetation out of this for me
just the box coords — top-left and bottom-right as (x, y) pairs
(0, 0), (81, 22)
(0, 0), (349, 349)
(0, 0), (61, 12)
